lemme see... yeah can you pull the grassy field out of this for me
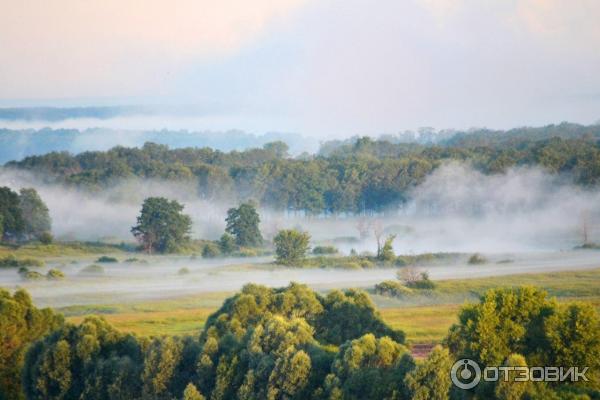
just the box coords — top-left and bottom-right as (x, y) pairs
(61, 268), (600, 344)
(0, 242), (132, 260)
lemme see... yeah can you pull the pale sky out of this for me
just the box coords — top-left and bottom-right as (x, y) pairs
(1, 0), (600, 136)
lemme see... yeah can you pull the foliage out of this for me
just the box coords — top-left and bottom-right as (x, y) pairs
(0, 254), (44, 267)
(312, 245), (338, 255)
(0, 289), (63, 400)
(225, 202), (263, 247)
(38, 231), (54, 244)
(468, 253), (487, 265)
(494, 353), (529, 400)
(274, 229), (311, 265)
(445, 287), (600, 394)
(202, 242), (220, 258)
(131, 197), (192, 253)
(377, 234), (396, 262)
(218, 233), (236, 255)
(46, 268), (66, 280)
(18, 188), (51, 241)
(178, 267), (191, 275)
(96, 255), (118, 263)
(405, 345), (452, 400)
(79, 264), (105, 275)
(6, 126), (600, 214)
(374, 280), (413, 298)
(0, 186), (25, 241)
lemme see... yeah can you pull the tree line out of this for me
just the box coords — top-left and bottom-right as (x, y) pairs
(1, 284), (598, 399)
(6, 125), (600, 214)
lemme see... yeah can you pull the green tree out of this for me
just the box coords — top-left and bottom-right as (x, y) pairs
(267, 347), (311, 400)
(225, 202), (263, 247)
(494, 353), (530, 400)
(405, 345), (452, 400)
(131, 197), (192, 253)
(273, 229), (310, 266)
(183, 383), (205, 400)
(377, 234), (396, 262)
(0, 289), (63, 400)
(18, 188), (51, 241)
(0, 186), (24, 241)
(218, 233), (236, 254)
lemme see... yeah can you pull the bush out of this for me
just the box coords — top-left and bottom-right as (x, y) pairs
(202, 242), (220, 258)
(46, 269), (65, 280)
(374, 280), (413, 297)
(468, 253), (487, 265)
(38, 231), (53, 244)
(358, 258), (376, 269)
(79, 264), (105, 275)
(23, 271), (43, 280)
(312, 245), (338, 255)
(335, 261), (362, 270)
(274, 229), (310, 265)
(0, 255), (44, 268)
(96, 256), (118, 263)
(237, 247), (259, 257)
(407, 278), (436, 290)
(178, 267), (190, 275)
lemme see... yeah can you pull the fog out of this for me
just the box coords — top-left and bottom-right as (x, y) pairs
(1, 250), (599, 308)
(1, 162), (599, 251)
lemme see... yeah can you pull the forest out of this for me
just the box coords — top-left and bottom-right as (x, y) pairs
(5, 122), (600, 215)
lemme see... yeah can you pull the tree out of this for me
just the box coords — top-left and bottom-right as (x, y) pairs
(494, 354), (530, 400)
(377, 234), (396, 262)
(0, 186), (24, 241)
(225, 202), (263, 247)
(273, 229), (310, 265)
(218, 233), (236, 254)
(0, 289), (63, 400)
(183, 383), (205, 400)
(18, 188), (51, 241)
(131, 197), (192, 253)
(405, 345), (452, 400)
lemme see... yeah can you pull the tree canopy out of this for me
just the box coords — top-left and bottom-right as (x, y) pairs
(131, 197), (192, 253)
(225, 202), (263, 247)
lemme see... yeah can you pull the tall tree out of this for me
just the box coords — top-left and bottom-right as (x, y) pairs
(0, 186), (24, 241)
(18, 188), (51, 240)
(131, 197), (192, 253)
(225, 202), (263, 247)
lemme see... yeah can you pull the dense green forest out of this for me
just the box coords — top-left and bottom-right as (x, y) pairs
(2, 284), (598, 400)
(5, 122), (600, 214)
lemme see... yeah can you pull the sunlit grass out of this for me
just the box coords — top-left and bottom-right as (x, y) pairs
(62, 268), (600, 344)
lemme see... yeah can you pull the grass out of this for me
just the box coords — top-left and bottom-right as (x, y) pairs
(0, 241), (131, 260)
(61, 268), (600, 343)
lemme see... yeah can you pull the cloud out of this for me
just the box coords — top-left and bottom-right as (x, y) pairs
(0, 0), (309, 99)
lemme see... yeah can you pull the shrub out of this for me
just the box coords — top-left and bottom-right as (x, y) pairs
(79, 264), (105, 275)
(274, 229), (310, 265)
(374, 280), (413, 297)
(358, 258), (376, 269)
(218, 233), (236, 254)
(23, 271), (43, 280)
(46, 269), (65, 280)
(124, 257), (140, 263)
(335, 261), (362, 270)
(407, 278), (436, 290)
(312, 245), (338, 255)
(237, 247), (259, 257)
(38, 231), (53, 244)
(202, 242), (220, 258)
(468, 253), (487, 265)
(96, 255), (118, 263)
(0, 255), (44, 268)
(178, 267), (190, 275)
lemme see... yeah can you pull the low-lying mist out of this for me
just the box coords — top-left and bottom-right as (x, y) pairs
(1, 162), (599, 252)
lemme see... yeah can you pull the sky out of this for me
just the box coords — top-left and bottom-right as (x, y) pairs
(1, 0), (600, 137)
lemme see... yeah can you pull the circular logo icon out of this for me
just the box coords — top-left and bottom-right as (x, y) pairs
(451, 359), (481, 390)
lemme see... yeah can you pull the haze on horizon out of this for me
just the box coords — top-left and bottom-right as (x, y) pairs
(1, 0), (600, 137)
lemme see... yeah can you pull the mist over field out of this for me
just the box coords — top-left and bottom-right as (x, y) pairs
(2, 162), (597, 252)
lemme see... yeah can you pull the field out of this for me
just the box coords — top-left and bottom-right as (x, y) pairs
(63, 266), (600, 344)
